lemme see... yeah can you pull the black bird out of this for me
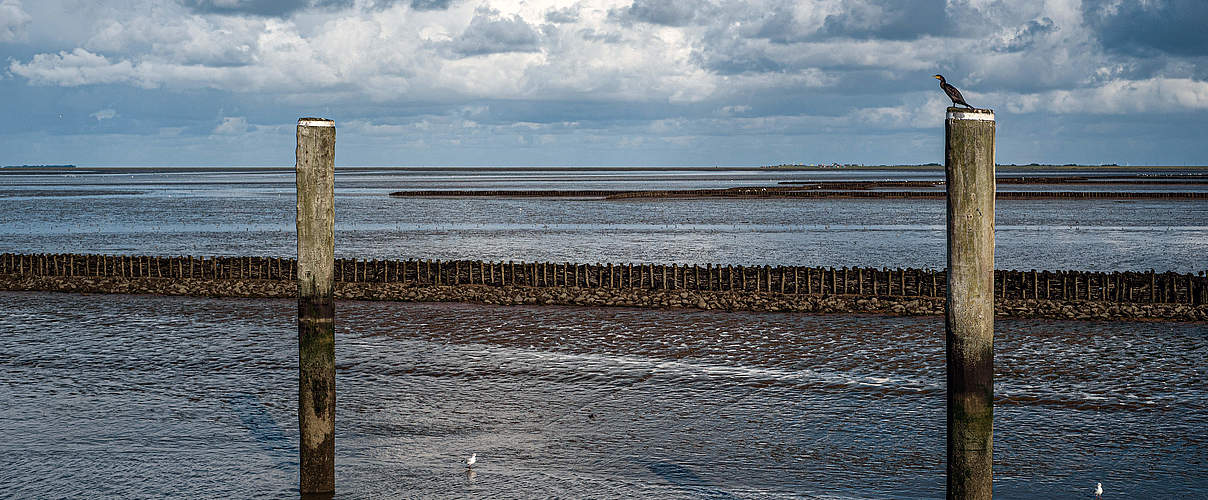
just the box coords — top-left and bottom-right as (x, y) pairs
(934, 74), (974, 109)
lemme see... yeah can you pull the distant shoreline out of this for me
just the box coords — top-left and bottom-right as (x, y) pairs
(2, 164), (76, 169)
(2, 164), (1206, 176)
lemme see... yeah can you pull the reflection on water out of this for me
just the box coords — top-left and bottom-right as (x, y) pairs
(1, 292), (1204, 498)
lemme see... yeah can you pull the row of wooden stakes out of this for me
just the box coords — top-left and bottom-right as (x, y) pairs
(1, 252), (1204, 305)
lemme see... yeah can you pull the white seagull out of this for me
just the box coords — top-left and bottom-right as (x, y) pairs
(466, 453), (477, 469)
(1094, 482), (1102, 499)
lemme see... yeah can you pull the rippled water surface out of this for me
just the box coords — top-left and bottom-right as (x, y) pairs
(1, 292), (1204, 498)
(1, 167), (1206, 271)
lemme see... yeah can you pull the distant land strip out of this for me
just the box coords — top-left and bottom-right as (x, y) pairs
(3, 253), (1205, 322)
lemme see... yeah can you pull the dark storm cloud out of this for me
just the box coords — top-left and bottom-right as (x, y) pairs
(1084, 0), (1208, 56)
(751, 8), (802, 44)
(578, 28), (624, 44)
(613, 0), (715, 27)
(817, 0), (950, 40)
(181, 0), (454, 16)
(996, 17), (1056, 52)
(690, 37), (786, 75)
(447, 8), (540, 57)
(181, 0), (352, 17)
(689, 4), (800, 74)
(544, 6), (580, 24)
(408, 0), (457, 11)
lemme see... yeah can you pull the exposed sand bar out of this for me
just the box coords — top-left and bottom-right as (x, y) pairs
(388, 186), (1208, 200)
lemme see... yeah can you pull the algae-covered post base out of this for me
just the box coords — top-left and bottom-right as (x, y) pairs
(944, 107), (995, 500)
(297, 117), (336, 496)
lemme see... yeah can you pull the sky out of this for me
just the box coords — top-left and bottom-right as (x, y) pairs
(1, 0), (1206, 167)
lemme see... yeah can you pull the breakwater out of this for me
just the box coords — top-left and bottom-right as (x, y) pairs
(2, 253), (1205, 321)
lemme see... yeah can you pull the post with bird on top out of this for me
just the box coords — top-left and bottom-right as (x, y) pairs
(937, 75), (995, 500)
(296, 117), (336, 496)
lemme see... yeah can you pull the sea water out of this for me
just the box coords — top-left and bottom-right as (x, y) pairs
(0, 167), (1205, 497)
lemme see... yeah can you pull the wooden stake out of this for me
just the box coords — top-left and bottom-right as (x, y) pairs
(296, 117), (336, 495)
(944, 106), (995, 500)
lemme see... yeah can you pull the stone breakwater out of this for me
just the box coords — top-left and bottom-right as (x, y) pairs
(2, 273), (1205, 323)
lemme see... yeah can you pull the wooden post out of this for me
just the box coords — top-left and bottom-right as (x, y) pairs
(944, 106), (995, 500)
(1030, 270), (1036, 300)
(296, 117), (336, 495)
(1150, 271), (1156, 303)
(1198, 274), (1206, 305)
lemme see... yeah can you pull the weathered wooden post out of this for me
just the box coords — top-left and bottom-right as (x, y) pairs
(944, 106), (995, 499)
(296, 117), (336, 496)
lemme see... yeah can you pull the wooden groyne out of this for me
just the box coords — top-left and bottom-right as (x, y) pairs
(1, 253), (1204, 321)
(779, 175), (1208, 187)
(610, 190), (1208, 200)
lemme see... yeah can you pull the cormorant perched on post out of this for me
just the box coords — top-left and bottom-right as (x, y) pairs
(934, 74), (974, 109)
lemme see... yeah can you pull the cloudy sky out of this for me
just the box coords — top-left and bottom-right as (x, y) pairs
(1, 0), (1205, 166)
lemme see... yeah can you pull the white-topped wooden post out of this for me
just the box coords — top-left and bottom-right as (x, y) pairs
(944, 106), (995, 500)
(296, 117), (336, 496)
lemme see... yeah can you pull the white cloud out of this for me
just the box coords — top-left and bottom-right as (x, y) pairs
(843, 93), (953, 130)
(5, 1), (733, 103)
(3, 0), (1207, 166)
(717, 104), (750, 116)
(212, 116), (249, 134)
(6, 0), (1202, 106)
(0, 0), (30, 41)
(91, 108), (118, 121)
(9, 49), (137, 87)
(445, 7), (541, 56)
(1004, 78), (1208, 114)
